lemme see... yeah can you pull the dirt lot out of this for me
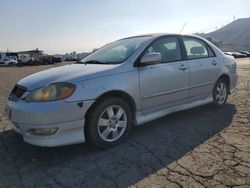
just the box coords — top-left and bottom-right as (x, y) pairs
(0, 59), (249, 188)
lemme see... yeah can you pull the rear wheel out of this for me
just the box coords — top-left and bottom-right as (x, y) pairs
(212, 78), (228, 107)
(86, 97), (132, 149)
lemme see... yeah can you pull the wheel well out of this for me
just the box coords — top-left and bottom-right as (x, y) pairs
(84, 90), (137, 123)
(218, 74), (230, 93)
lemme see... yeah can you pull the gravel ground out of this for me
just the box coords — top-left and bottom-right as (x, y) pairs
(0, 59), (249, 188)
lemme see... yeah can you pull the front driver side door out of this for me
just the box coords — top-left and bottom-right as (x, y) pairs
(138, 36), (189, 115)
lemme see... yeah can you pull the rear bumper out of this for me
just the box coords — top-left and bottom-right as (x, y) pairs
(230, 73), (238, 94)
(7, 99), (95, 147)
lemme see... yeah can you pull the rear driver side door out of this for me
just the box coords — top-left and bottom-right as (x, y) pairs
(181, 36), (220, 101)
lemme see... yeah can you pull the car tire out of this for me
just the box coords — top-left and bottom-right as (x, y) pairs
(212, 78), (229, 107)
(8, 63), (14, 67)
(86, 97), (132, 149)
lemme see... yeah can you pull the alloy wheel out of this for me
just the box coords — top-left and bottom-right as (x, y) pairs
(97, 105), (127, 142)
(215, 82), (227, 104)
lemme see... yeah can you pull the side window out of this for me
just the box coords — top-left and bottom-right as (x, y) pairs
(183, 37), (209, 60)
(145, 37), (182, 63)
(207, 46), (215, 57)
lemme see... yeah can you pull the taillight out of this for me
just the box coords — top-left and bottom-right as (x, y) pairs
(233, 62), (237, 73)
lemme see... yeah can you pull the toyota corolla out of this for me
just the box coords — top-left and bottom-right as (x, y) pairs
(7, 34), (237, 148)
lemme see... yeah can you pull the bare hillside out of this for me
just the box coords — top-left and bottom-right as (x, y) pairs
(207, 18), (250, 51)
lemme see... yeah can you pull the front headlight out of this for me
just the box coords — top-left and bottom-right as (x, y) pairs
(25, 83), (76, 102)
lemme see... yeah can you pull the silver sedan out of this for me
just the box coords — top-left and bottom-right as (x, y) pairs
(7, 34), (238, 148)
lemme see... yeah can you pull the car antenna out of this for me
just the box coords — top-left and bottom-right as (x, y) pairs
(180, 23), (186, 34)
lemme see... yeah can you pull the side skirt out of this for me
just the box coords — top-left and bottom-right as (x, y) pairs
(135, 95), (213, 126)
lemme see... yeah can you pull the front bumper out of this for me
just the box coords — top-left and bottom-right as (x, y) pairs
(7, 99), (94, 147)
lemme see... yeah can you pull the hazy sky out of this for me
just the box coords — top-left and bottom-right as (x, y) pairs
(0, 0), (250, 54)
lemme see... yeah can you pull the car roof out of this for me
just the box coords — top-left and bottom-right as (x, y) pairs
(121, 33), (204, 40)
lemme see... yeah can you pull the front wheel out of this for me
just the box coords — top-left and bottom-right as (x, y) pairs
(212, 79), (228, 107)
(86, 97), (132, 149)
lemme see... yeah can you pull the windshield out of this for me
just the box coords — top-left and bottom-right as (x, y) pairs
(80, 36), (151, 64)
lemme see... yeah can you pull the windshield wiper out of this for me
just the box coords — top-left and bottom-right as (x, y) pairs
(78, 60), (110, 65)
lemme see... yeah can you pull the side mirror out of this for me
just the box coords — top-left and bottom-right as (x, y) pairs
(140, 52), (161, 65)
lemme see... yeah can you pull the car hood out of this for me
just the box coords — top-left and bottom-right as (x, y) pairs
(18, 64), (118, 91)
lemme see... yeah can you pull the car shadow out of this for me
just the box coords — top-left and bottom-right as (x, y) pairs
(0, 103), (236, 187)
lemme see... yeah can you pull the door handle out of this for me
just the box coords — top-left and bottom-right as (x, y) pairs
(179, 64), (188, 70)
(211, 60), (218, 65)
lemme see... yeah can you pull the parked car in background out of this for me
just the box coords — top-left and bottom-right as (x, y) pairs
(17, 57), (40, 66)
(19, 55), (31, 63)
(225, 52), (247, 58)
(7, 34), (237, 148)
(39, 55), (54, 65)
(39, 56), (62, 64)
(0, 56), (18, 66)
(0, 58), (4, 64)
(224, 52), (233, 56)
(17, 55), (31, 66)
(232, 52), (247, 58)
(65, 57), (78, 61)
(239, 51), (250, 57)
(52, 56), (63, 63)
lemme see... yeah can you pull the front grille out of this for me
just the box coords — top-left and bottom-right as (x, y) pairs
(9, 84), (27, 101)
